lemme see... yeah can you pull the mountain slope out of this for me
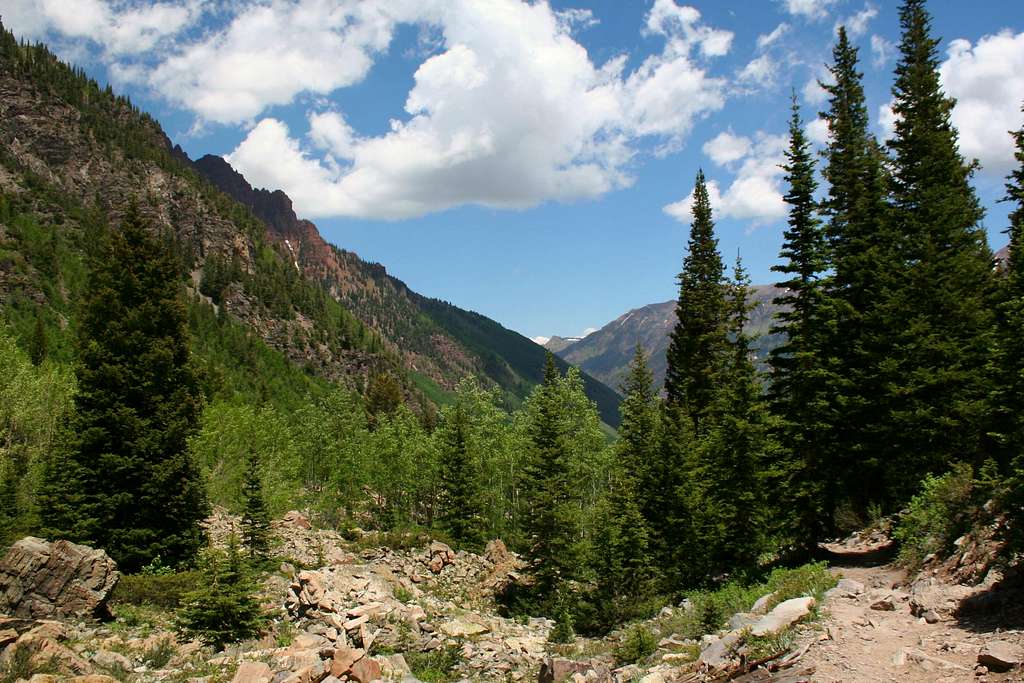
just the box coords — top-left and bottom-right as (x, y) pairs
(553, 285), (786, 392)
(192, 155), (621, 425)
(0, 25), (620, 424)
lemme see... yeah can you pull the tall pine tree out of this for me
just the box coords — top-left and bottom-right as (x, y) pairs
(664, 170), (729, 430)
(884, 0), (995, 500)
(519, 353), (584, 607)
(438, 400), (486, 550)
(40, 207), (208, 571)
(819, 26), (900, 517)
(769, 95), (834, 546)
(241, 452), (271, 562)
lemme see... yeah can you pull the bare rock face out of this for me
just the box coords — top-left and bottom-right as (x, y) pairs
(0, 537), (119, 620)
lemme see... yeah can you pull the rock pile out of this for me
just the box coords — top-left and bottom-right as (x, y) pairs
(0, 537), (119, 620)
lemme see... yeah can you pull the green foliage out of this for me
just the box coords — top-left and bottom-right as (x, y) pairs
(38, 207), (208, 571)
(241, 452), (272, 561)
(893, 463), (980, 568)
(0, 323), (75, 546)
(176, 537), (266, 650)
(547, 606), (576, 644)
(0, 643), (59, 683)
(769, 95), (835, 551)
(142, 637), (177, 669)
(614, 625), (657, 665)
(112, 571), (204, 609)
(404, 644), (464, 683)
(436, 384), (487, 550)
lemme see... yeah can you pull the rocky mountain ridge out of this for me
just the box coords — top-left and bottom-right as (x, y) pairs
(550, 285), (785, 392)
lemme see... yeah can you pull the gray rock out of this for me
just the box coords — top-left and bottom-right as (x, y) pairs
(750, 597), (816, 637)
(0, 537), (119, 620)
(92, 649), (132, 672)
(698, 631), (742, 672)
(978, 641), (1022, 672)
(836, 578), (865, 595)
(750, 592), (775, 615)
(728, 612), (758, 630)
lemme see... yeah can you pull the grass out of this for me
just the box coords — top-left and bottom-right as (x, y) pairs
(0, 644), (60, 683)
(656, 562), (835, 642)
(112, 571), (204, 609)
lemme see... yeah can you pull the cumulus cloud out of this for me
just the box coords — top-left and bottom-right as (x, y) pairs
(806, 117), (830, 146)
(835, 3), (877, 38)
(703, 130), (752, 166)
(782, 0), (837, 21)
(2, 0), (200, 55)
(223, 0), (729, 219)
(665, 132), (788, 226)
(531, 336), (551, 345)
(876, 30), (1024, 174)
(940, 30), (1024, 174)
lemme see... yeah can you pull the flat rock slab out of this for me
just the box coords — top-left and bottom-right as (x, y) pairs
(978, 641), (1023, 672)
(439, 617), (489, 637)
(750, 596), (815, 637)
(699, 631), (743, 672)
(0, 537), (119, 620)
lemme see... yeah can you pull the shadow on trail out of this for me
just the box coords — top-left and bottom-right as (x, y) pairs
(953, 566), (1024, 634)
(814, 541), (898, 568)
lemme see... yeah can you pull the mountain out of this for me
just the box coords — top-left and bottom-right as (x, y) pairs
(0, 25), (620, 425)
(538, 335), (581, 354)
(551, 285), (786, 392)
(191, 155), (621, 425)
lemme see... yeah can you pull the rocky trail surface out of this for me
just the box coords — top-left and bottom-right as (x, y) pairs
(799, 533), (1024, 683)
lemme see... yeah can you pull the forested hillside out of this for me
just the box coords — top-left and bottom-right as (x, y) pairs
(193, 154), (622, 425)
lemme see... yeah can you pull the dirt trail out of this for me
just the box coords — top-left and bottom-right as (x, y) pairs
(801, 544), (1023, 683)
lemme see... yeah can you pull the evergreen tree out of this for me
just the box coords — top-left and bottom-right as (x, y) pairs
(177, 535), (266, 650)
(240, 452), (271, 562)
(594, 347), (658, 623)
(28, 314), (47, 366)
(438, 401), (486, 550)
(995, 106), (1024, 554)
(39, 207), (208, 571)
(884, 0), (995, 499)
(819, 26), (899, 518)
(769, 96), (834, 546)
(664, 170), (729, 430)
(690, 258), (769, 576)
(519, 353), (584, 607)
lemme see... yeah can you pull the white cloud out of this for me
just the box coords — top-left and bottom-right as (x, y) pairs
(757, 23), (790, 50)
(835, 4), (877, 39)
(940, 30), (1024, 174)
(803, 76), (829, 106)
(581, 327), (598, 337)
(703, 130), (752, 166)
(877, 100), (897, 141)
(782, 0), (837, 21)
(738, 54), (777, 89)
(806, 116), (830, 145)
(222, 0), (729, 219)
(870, 34), (894, 67)
(2, 0), (200, 55)
(665, 132), (788, 226)
(531, 336), (551, 345)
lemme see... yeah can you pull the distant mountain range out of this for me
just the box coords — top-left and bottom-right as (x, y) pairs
(548, 285), (786, 393)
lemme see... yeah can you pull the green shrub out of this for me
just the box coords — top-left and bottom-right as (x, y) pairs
(394, 586), (413, 603)
(614, 625), (657, 665)
(142, 636), (177, 669)
(893, 463), (978, 569)
(113, 571), (203, 608)
(405, 645), (463, 683)
(547, 608), (575, 644)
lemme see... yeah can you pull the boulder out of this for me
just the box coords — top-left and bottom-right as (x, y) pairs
(330, 646), (365, 677)
(836, 578), (865, 596)
(439, 617), (489, 638)
(484, 540), (512, 565)
(978, 641), (1022, 672)
(349, 656), (382, 683)
(0, 537), (119, 620)
(750, 597), (815, 637)
(749, 593), (775, 615)
(537, 657), (611, 683)
(698, 631), (742, 673)
(231, 661), (274, 683)
(91, 649), (132, 672)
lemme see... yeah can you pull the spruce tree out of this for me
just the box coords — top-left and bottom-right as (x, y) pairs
(664, 170), (729, 430)
(177, 535), (266, 650)
(819, 26), (899, 518)
(520, 353), (584, 608)
(884, 0), (995, 499)
(769, 96), (833, 546)
(690, 258), (769, 576)
(438, 401), (486, 550)
(39, 207), (208, 571)
(594, 346), (658, 622)
(240, 452), (271, 562)
(28, 314), (47, 366)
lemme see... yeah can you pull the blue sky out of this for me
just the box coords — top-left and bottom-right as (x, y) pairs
(5, 1), (1023, 342)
